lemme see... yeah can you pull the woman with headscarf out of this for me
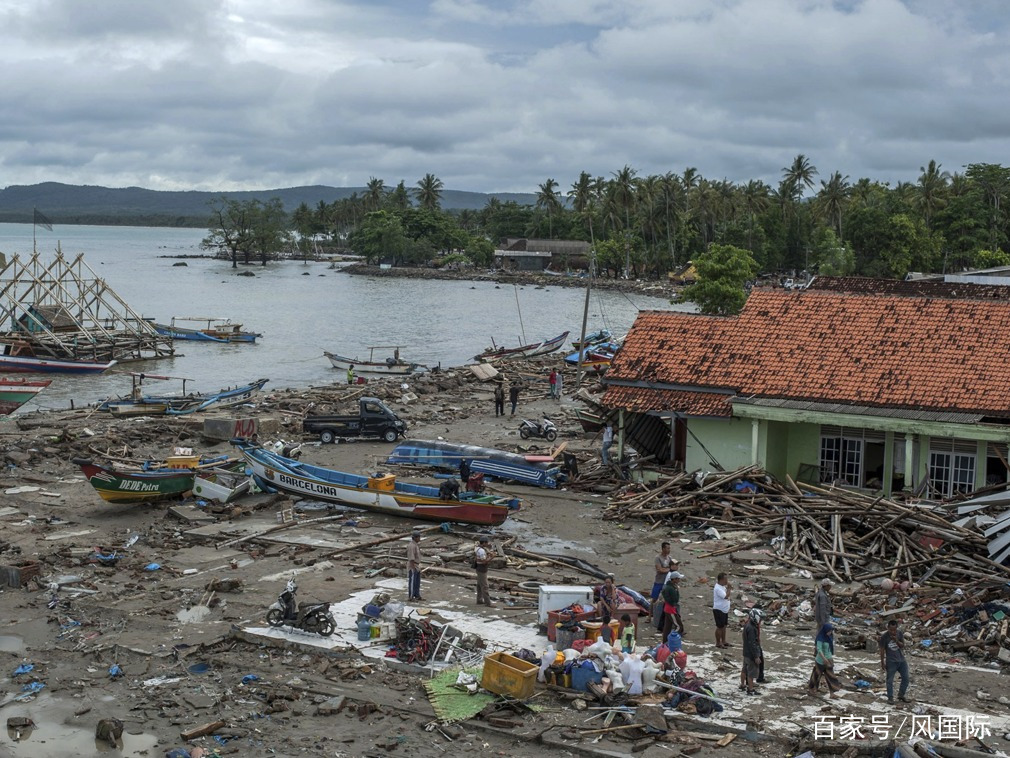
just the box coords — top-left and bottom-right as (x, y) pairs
(808, 623), (842, 698)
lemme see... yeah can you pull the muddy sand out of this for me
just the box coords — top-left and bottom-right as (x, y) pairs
(0, 359), (1007, 758)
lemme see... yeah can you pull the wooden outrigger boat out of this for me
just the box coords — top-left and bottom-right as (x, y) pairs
(155, 317), (261, 344)
(101, 377), (268, 417)
(232, 439), (519, 526)
(474, 331), (570, 362)
(72, 455), (244, 504)
(324, 345), (425, 376)
(0, 377), (52, 414)
(570, 329), (612, 350)
(0, 344), (115, 375)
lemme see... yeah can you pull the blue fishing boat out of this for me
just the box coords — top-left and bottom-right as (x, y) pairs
(386, 439), (563, 488)
(155, 317), (261, 343)
(571, 329), (612, 350)
(101, 377), (269, 416)
(564, 341), (621, 365)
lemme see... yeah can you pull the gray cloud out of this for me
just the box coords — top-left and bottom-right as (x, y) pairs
(0, 0), (1007, 193)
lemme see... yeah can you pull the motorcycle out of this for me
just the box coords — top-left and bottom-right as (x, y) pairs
(266, 579), (335, 636)
(518, 416), (558, 442)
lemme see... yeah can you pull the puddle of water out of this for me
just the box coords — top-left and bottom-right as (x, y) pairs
(176, 605), (212, 624)
(499, 518), (579, 552)
(0, 634), (25, 653)
(0, 695), (159, 757)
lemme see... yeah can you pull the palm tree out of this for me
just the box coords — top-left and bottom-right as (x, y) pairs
(415, 173), (444, 211)
(568, 172), (594, 215)
(740, 179), (770, 251)
(916, 160), (949, 230)
(610, 165), (638, 231)
(783, 154), (818, 199)
(658, 172), (683, 261)
(535, 178), (561, 239)
(364, 177), (386, 211)
(815, 171), (851, 239)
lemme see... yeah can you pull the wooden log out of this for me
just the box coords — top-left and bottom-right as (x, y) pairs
(181, 720), (226, 740)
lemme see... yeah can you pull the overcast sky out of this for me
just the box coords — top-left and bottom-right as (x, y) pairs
(1, 0), (1007, 194)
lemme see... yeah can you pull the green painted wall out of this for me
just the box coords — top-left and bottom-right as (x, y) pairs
(686, 417), (752, 472)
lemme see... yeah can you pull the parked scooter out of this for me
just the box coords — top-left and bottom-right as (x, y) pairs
(518, 416), (558, 442)
(266, 579), (335, 636)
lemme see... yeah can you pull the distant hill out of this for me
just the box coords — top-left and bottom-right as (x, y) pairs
(0, 182), (538, 227)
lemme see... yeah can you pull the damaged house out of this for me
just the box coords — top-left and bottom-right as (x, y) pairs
(602, 277), (1010, 499)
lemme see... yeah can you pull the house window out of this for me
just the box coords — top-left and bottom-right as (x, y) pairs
(928, 438), (976, 498)
(819, 433), (862, 486)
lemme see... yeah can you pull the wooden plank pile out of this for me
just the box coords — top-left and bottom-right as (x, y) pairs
(603, 465), (1010, 586)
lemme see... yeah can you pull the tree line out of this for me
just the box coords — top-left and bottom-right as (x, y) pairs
(202, 159), (1010, 277)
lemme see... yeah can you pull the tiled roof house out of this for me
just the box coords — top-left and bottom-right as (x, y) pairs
(602, 280), (1010, 498)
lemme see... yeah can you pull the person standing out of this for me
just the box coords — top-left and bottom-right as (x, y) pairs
(508, 383), (520, 416)
(808, 623), (842, 698)
(346, 365), (355, 385)
(406, 532), (422, 602)
(474, 536), (494, 606)
(651, 543), (674, 603)
(555, 370), (563, 400)
(879, 619), (910, 704)
(618, 614), (636, 653)
(601, 424), (614, 464)
(814, 578), (833, 632)
(548, 369), (558, 399)
(713, 573), (731, 648)
(660, 571), (685, 639)
(741, 608), (764, 696)
(494, 381), (505, 417)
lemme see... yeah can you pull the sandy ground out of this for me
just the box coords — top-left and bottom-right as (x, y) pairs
(0, 365), (1008, 758)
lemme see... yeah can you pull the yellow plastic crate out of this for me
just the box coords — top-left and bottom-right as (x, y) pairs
(481, 652), (538, 699)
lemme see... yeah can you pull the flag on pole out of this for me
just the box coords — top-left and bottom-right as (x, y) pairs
(33, 209), (53, 231)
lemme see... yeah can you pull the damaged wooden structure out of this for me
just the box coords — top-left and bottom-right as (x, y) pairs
(0, 249), (173, 365)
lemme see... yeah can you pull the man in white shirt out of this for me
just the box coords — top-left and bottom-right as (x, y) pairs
(713, 572), (731, 649)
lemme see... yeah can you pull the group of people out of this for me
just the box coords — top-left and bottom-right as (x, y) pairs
(493, 379), (521, 417)
(647, 543), (911, 703)
(404, 531), (497, 607)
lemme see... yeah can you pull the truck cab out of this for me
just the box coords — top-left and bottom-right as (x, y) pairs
(303, 397), (407, 444)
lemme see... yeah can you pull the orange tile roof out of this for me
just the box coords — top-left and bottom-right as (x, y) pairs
(601, 387), (733, 417)
(607, 289), (1010, 416)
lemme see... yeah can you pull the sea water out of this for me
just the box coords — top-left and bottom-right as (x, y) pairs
(0, 223), (683, 410)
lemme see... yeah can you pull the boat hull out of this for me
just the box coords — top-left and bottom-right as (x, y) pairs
(74, 460), (196, 503)
(153, 324), (227, 342)
(475, 331), (570, 362)
(233, 441), (515, 526)
(0, 378), (51, 415)
(0, 356), (115, 374)
(324, 352), (420, 376)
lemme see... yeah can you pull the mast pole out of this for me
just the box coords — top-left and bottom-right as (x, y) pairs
(576, 219), (596, 389)
(513, 284), (527, 344)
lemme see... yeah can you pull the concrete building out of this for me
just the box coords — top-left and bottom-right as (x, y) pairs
(601, 276), (1010, 498)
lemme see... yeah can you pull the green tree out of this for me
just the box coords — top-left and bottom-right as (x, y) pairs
(973, 248), (1010, 268)
(387, 180), (412, 211)
(535, 177), (561, 239)
(415, 173), (444, 211)
(202, 197), (289, 268)
(350, 210), (409, 265)
(810, 228), (855, 275)
(364, 177), (387, 211)
(465, 236), (494, 267)
(681, 244), (758, 315)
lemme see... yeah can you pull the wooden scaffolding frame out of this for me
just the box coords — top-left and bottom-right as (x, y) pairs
(0, 248), (174, 363)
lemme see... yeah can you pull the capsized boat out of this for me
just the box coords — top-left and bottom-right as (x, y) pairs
(386, 439), (563, 489)
(474, 331), (569, 362)
(324, 346), (425, 376)
(72, 454), (243, 504)
(0, 377), (52, 414)
(232, 439), (519, 526)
